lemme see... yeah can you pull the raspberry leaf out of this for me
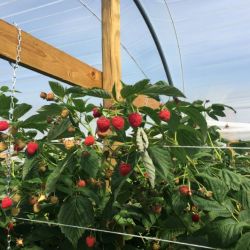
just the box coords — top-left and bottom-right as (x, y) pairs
(49, 81), (65, 98)
(13, 103), (32, 120)
(58, 195), (94, 248)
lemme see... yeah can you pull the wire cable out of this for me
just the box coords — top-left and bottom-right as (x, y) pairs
(14, 217), (218, 250)
(19, 6), (82, 25)
(164, 145), (250, 150)
(163, 0), (185, 93)
(0, 0), (17, 8)
(1, 0), (64, 19)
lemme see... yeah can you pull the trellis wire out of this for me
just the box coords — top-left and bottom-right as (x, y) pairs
(163, 0), (185, 94)
(110, 144), (250, 151)
(164, 145), (250, 150)
(5, 23), (22, 250)
(14, 217), (218, 250)
(1, 0), (64, 19)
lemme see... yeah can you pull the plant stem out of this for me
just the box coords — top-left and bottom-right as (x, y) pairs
(207, 132), (222, 162)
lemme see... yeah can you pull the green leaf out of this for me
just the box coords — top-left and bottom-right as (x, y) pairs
(171, 192), (189, 214)
(79, 149), (101, 178)
(77, 187), (100, 204)
(85, 103), (95, 113)
(49, 81), (65, 98)
(0, 94), (11, 118)
(72, 99), (86, 112)
(148, 145), (174, 181)
(47, 118), (71, 140)
(158, 215), (186, 240)
(241, 190), (250, 209)
(22, 156), (39, 180)
(179, 106), (207, 139)
(45, 154), (75, 194)
(211, 103), (236, 114)
(121, 79), (149, 98)
(120, 80), (185, 102)
(235, 232), (250, 250)
(38, 103), (63, 117)
(239, 209), (250, 224)
(191, 196), (232, 218)
(85, 88), (111, 99)
(242, 177), (250, 190)
(208, 219), (245, 247)
(13, 103), (32, 120)
(198, 173), (229, 202)
(58, 195), (94, 248)
(177, 125), (202, 146)
(221, 169), (242, 191)
(142, 213), (158, 229)
(0, 86), (9, 92)
(141, 84), (185, 98)
(20, 114), (48, 132)
(65, 86), (84, 95)
(140, 106), (161, 124)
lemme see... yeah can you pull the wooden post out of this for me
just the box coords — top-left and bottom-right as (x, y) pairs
(102, 0), (121, 106)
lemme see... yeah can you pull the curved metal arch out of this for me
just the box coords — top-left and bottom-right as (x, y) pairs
(133, 0), (174, 86)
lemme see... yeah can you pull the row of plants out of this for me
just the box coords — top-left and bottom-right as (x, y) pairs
(0, 80), (249, 249)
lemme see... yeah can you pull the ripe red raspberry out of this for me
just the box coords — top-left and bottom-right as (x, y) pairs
(84, 135), (95, 146)
(192, 213), (200, 222)
(119, 163), (132, 176)
(1, 197), (13, 209)
(97, 116), (110, 132)
(128, 113), (142, 128)
(159, 109), (171, 122)
(179, 185), (192, 196)
(77, 179), (86, 187)
(92, 107), (101, 118)
(26, 142), (39, 156)
(86, 235), (96, 248)
(111, 116), (125, 130)
(0, 121), (9, 131)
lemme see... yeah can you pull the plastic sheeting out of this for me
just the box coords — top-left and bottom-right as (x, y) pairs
(0, 0), (249, 138)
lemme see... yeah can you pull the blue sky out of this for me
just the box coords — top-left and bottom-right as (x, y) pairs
(0, 0), (250, 123)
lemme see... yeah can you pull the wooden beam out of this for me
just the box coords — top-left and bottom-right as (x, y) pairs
(133, 95), (160, 109)
(0, 19), (102, 88)
(0, 19), (159, 109)
(102, 0), (121, 105)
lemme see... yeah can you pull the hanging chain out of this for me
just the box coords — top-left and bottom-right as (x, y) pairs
(6, 24), (22, 250)
(9, 25), (22, 125)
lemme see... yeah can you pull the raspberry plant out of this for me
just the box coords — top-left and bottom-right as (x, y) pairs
(0, 80), (249, 249)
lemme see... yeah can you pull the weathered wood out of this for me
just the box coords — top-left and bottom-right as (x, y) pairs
(102, 0), (121, 105)
(0, 19), (102, 88)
